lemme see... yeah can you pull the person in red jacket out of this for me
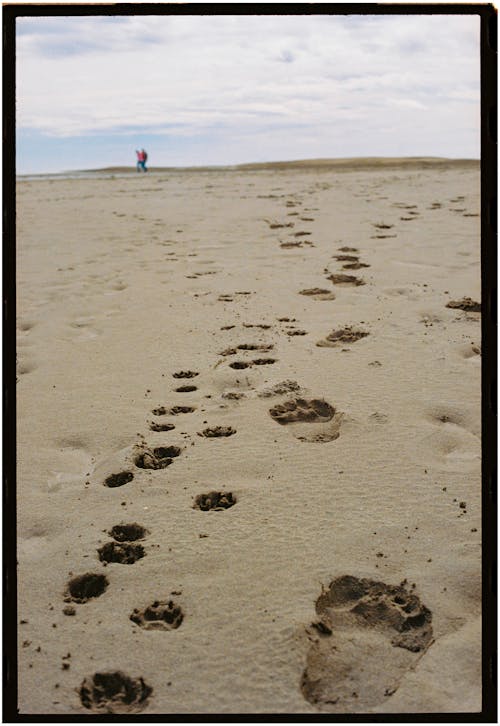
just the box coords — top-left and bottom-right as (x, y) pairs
(135, 149), (148, 172)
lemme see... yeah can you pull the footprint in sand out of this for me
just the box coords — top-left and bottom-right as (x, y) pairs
(197, 426), (236, 438)
(172, 370), (199, 379)
(269, 397), (342, 443)
(149, 421), (175, 432)
(338, 246), (359, 253)
(301, 575), (433, 712)
(316, 327), (369, 347)
(98, 541), (145, 565)
(152, 405), (196, 416)
(104, 471), (134, 488)
(343, 261), (370, 270)
(65, 573), (109, 603)
(130, 600), (184, 630)
(445, 297), (480, 313)
(79, 671), (152, 714)
(299, 288), (336, 301)
(327, 273), (365, 287)
(134, 445), (182, 470)
(258, 380), (301, 398)
(109, 523), (149, 542)
(333, 254), (359, 262)
(193, 491), (236, 511)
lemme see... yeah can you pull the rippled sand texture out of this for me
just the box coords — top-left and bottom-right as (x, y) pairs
(16, 160), (481, 714)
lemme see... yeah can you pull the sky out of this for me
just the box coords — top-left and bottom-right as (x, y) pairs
(16, 13), (480, 174)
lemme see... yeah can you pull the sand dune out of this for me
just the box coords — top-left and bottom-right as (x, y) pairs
(38, 156), (479, 177)
(16, 160), (481, 714)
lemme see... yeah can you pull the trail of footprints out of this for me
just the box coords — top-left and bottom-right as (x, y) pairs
(54, 187), (478, 714)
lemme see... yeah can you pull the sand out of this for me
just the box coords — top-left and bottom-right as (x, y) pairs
(16, 159), (481, 715)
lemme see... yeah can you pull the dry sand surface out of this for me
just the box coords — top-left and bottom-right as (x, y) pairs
(16, 160), (481, 715)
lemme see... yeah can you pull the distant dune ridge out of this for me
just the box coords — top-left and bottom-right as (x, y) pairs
(75, 157), (479, 175)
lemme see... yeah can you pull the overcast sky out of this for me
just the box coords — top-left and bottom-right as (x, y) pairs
(16, 13), (480, 174)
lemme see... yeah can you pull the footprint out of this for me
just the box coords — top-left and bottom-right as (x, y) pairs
(338, 246), (359, 253)
(269, 398), (342, 443)
(79, 671), (152, 714)
(299, 288), (336, 301)
(258, 380), (301, 398)
(109, 523), (148, 542)
(286, 329), (308, 336)
(65, 573), (109, 603)
(220, 344), (273, 356)
(130, 600), (183, 631)
(229, 361), (251, 370)
(301, 575), (433, 712)
(316, 327), (369, 347)
(343, 262), (370, 270)
(135, 445), (182, 470)
(252, 358), (276, 365)
(149, 422), (175, 432)
(221, 391), (246, 400)
(104, 471), (134, 488)
(172, 371), (199, 379)
(193, 491), (236, 511)
(237, 343), (274, 351)
(327, 274), (365, 287)
(174, 385), (197, 393)
(98, 541), (145, 565)
(333, 254), (359, 262)
(169, 405), (196, 415)
(198, 426), (236, 438)
(446, 297), (480, 313)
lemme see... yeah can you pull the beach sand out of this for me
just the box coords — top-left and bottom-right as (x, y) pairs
(16, 160), (481, 715)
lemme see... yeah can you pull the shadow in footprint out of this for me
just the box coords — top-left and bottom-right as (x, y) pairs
(98, 541), (145, 565)
(79, 671), (152, 714)
(135, 446), (181, 470)
(149, 422), (175, 432)
(327, 274), (365, 286)
(173, 371), (199, 379)
(343, 262), (370, 270)
(194, 491), (236, 511)
(317, 327), (369, 348)
(170, 405), (196, 415)
(269, 398), (342, 443)
(198, 426), (236, 438)
(104, 471), (134, 488)
(299, 288), (336, 301)
(301, 575), (433, 712)
(131, 600), (183, 630)
(109, 523), (148, 542)
(66, 573), (109, 603)
(446, 297), (480, 313)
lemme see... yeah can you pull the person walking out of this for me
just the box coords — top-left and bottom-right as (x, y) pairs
(135, 149), (148, 172)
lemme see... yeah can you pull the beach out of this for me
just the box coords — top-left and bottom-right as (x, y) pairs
(16, 159), (481, 714)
